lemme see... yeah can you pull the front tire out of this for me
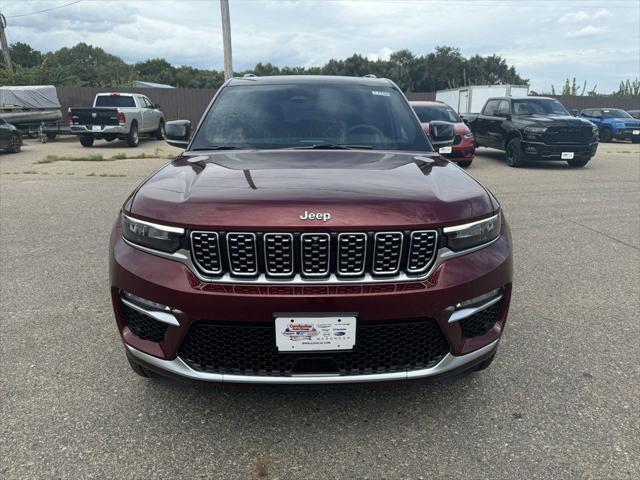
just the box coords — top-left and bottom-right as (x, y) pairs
(505, 138), (525, 167)
(126, 122), (139, 147)
(9, 133), (21, 153)
(457, 160), (472, 168)
(632, 138), (640, 144)
(79, 134), (94, 147)
(599, 127), (612, 143)
(567, 158), (590, 168)
(155, 120), (165, 140)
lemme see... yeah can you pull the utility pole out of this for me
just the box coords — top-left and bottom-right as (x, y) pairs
(219, 0), (233, 80)
(0, 13), (13, 73)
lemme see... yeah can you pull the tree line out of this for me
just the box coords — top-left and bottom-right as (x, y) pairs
(1, 42), (525, 91)
(1, 41), (638, 97)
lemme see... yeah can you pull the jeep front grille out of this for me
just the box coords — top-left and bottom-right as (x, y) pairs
(190, 230), (438, 281)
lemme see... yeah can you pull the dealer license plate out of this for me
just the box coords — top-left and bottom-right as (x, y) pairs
(92, 125), (101, 131)
(439, 146), (452, 154)
(561, 152), (574, 160)
(633, 130), (640, 135)
(275, 316), (356, 352)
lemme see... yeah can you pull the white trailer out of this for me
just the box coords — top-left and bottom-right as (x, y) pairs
(436, 85), (529, 114)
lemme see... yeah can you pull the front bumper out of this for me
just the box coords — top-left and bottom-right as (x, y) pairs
(446, 137), (475, 162)
(521, 140), (598, 160)
(110, 221), (513, 384)
(613, 128), (640, 141)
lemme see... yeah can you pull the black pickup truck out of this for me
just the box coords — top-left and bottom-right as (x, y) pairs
(462, 96), (599, 167)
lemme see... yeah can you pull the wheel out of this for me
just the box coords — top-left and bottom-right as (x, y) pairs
(457, 160), (472, 168)
(567, 158), (590, 168)
(79, 134), (94, 147)
(505, 138), (525, 167)
(599, 127), (612, 143)
(45, 132), (57, 140)
(9, 133), (21, 153)
(126, 122), (139, 147)
(103, 134), (116, 142)
(155, 120), (165, 140)
(632, 138), (640, 144)
(472, 351), (496, 372)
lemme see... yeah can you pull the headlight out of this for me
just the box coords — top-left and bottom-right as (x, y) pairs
(463, 132), (474, 139)
(614, 123), (625, 128)
(443, 214), (501, 251)
(122, 214), (184, 253)
(524, 126), (547, 134)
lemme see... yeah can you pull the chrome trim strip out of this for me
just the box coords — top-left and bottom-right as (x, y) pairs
(448, 294), (503, 323)
(337, 233), (367, 276)
(226, 232), (258, 276)
(300, 233), (331, 277)
(443, 214), (500, 233)
(372, 231), (404, 275)
(121, 298), (180, 326)
(190, 231), (222, 275)
(122, 235), (501, 285)
(122, 214), (184, 234)
(125, 339), (499, 384)
(263, 233), (295, 277)
(406, 230), (438, 274)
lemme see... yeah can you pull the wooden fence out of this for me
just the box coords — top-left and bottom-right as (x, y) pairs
(57, 86), (640, 126)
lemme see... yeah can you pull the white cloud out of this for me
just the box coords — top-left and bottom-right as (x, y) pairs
(566, 25), (609, 38)
(559, 8), (610, 23)
(366, 48), (393, 62)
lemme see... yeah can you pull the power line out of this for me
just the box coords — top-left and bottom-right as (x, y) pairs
(5, 0), (83, 19)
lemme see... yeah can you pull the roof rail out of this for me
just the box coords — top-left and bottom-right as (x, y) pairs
(243, 73), (257, 78)
(363, 74), (377, 78)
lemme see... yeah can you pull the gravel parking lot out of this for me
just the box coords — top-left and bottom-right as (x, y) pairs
(1, 137), (639, 479)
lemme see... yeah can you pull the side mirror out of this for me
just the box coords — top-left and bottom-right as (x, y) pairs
(165, 120), (191, 149)
(154, 103), (161, 109)
(496, 111), (511, 120)
(427, 121), (455, 153)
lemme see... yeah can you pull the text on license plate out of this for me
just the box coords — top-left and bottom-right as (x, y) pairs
(275, 316), (356, 351)
(561, 152), (574, 159)
(633, 130), (640, 135)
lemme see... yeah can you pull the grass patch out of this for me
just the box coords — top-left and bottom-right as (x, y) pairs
(37, 154), (108, 164)
(99, 173), (126, 177)
(22, 170), (37, 174)
(111, 153), (127, 160)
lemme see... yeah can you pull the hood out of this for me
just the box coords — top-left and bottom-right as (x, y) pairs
(519, 115), (594, 126)
(129, 150), (495, 230)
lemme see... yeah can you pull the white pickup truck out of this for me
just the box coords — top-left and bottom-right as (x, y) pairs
(69, 93), (165, 147)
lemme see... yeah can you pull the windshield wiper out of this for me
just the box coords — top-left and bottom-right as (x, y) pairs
(290, 143), (374, 150)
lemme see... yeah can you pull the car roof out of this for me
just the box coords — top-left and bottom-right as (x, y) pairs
(227, 75), (396, 87)
(409, 101), (450, 107)
(485, 96), (555, 102)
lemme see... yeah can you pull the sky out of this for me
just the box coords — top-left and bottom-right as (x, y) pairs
(2, 0), (639, 93)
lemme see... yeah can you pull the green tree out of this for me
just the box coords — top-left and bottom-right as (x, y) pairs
(9, 42), (43, 68)
(134, 58), (176, 86)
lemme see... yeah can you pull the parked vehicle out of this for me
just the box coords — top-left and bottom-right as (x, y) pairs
(410, 101), (475, 167)
(577, 108), (640, 143)
(110, 75), (513, 385)
(0, 119), (22, 153)
(627, 110), (640, 119)
(69, 93), (165, 147)
(436, 85), (529, 114)
(462, 96), (598, 167)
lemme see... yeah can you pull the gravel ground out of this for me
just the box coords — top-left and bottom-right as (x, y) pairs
(1, 137), (639, 479)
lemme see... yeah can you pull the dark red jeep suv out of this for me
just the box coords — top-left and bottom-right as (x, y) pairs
(110, 75), (512, 384)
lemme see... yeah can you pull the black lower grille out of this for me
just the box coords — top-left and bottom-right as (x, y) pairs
(123, 304), (168, 342)
(458, 300), (502, 338)
(179, 319), (450, 376)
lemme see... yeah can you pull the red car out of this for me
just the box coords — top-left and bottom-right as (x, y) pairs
(410, 101), (476, 167)
(110, 76), (512, 384)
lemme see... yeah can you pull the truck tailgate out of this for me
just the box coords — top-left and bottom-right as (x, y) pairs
(70, 108), (120, 126)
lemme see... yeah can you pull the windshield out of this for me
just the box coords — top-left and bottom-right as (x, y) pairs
(513, 99), (569, 116)
(95, 95), (135, 108)
(412, 105), (460, 123)
(601, 109), (632, 119)
(191, 83), (431, 152)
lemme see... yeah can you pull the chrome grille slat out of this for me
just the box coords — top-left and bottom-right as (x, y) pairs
(264, 233), (294, 277)
(407, 231), (438, 273)
(337, 233), (367, 276)
(226, 233), (258, 276)
(190, 231), (222, 274)
(300, 233), (330, 277)
(190, 229), (440, 281)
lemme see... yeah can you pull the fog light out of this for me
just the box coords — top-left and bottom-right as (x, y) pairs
(455, 288), (502, 309)
(122, 291), (170, 311)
